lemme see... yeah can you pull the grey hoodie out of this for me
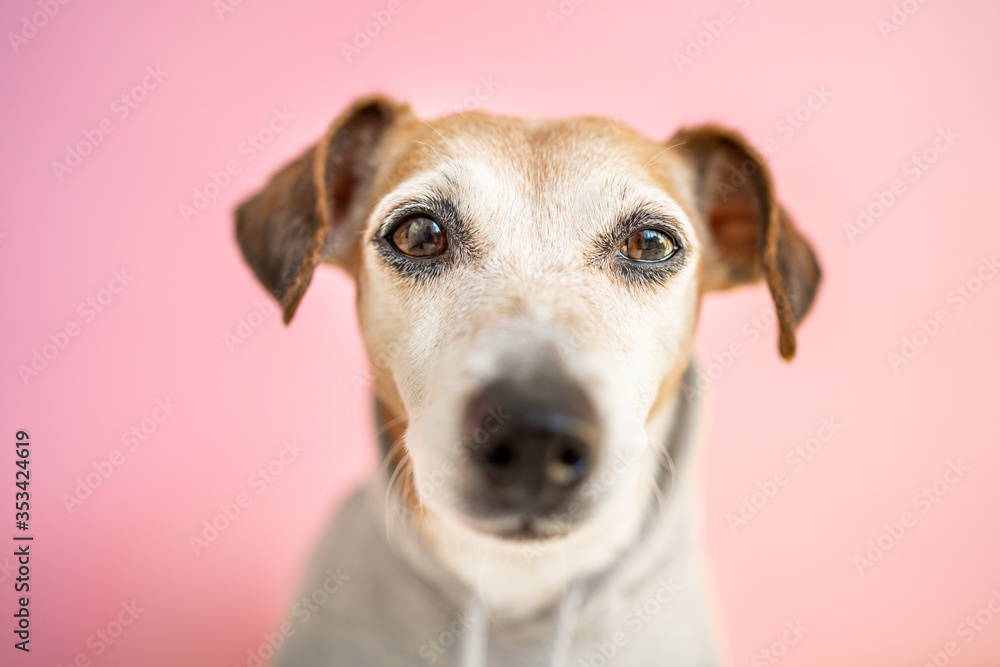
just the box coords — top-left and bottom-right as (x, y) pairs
(271, 373), (720, 667)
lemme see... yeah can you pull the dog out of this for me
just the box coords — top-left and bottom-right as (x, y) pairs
(234, 95), (820, 667)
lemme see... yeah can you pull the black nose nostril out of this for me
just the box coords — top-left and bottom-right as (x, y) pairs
(561, 447), (581, 466)
(483, 441), (514, 469)
(546, 441), (589, 486)
(464, 375), (598, 514)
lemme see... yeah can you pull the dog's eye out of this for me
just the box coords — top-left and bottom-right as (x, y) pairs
(619, 229), (677, 262)
(389, 216), (448, 258)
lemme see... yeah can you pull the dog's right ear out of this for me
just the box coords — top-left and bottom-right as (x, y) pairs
(235, 96), (411, 323)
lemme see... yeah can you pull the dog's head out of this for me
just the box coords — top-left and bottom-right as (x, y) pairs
(235, 95), (819, 581)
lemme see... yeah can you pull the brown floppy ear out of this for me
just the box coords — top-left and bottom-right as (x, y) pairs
(670, 125), (821, 360)
(235, 96), (410, 323)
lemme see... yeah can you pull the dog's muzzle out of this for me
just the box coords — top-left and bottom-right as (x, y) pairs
(462, 374), (599, 520)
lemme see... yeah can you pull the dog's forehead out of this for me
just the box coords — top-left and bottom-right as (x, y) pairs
(374, 112), (695, 240)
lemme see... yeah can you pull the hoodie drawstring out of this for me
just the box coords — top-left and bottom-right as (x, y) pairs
(546, 581), (587, 667)
(460, 581), (588, 667)
(459, 596), (488, 667)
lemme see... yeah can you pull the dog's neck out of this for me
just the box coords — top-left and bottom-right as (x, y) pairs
(371, 362), (702, 620)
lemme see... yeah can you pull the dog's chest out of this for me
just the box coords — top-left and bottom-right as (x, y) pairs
(271, 485), (718, 667)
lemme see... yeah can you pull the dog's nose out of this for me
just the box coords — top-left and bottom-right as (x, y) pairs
(463, 376), (598, 514)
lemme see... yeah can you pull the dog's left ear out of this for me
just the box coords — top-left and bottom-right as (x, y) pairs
(669, 125), (821, 360)
(235, 95), (411, 323)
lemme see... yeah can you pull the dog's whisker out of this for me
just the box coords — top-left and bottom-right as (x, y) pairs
(659, 444), (677, 500)
(637, 439), (677, 523)
(382, 464), (406, 539)
(413, 139), (445, 162)
(374, 418), (410, 528)
(381, 436), (413, 541)
(419, 120), (455, 152)
(377, 431), (408, 474)
(375, 411), (409, 438)
(641, 140), (687, 170)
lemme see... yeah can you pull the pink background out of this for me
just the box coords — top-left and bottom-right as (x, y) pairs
(2, 0), (999, 665)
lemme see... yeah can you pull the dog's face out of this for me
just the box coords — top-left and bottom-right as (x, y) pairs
(360, 112), (710, 544)
(235, 97), (819, 573)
